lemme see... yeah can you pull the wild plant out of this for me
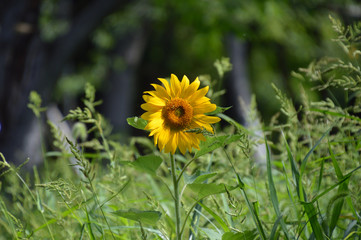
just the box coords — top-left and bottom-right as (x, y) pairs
(0, 17), (360, 240)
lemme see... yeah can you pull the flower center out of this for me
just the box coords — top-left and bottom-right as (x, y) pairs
(162, 98), (193, 130)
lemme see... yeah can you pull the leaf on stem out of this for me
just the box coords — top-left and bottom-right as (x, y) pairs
(127, 117), (148, 130)
(113, 208), (162, 225)
(131, 155), (163, 176)
(184, 170), (217, 184)
(195, 134), (244, 158)
(188, 183), (237, 199)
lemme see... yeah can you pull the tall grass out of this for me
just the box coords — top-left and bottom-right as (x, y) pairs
(1, 17), (361, 239)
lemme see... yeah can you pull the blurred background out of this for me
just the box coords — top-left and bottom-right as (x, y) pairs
(1, 0), (360, 166)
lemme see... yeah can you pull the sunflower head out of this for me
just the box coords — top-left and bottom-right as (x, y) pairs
(141, 74), (220, 155)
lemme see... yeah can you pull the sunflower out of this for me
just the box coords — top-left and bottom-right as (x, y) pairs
(141, 74), (220, 154)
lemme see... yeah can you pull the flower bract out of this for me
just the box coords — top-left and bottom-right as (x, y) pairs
(141, 74), (220, 154)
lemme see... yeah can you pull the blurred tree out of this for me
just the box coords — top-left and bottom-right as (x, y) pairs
(0, 0), (360, 166)
(0, 0), (133, 165)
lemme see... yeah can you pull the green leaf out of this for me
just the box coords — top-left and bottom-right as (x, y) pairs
(113, 208), (162, 225)
(200, 228), (222, 240)
(283, 131), (326, 239)
(195, 134), (244, 158)
(85, 205), (96, 240)
(269, 215), (282, 240)
(222, 230), (258, 240)
(217, 113), (246, 133)
(300, 127), (331, 177)
(328, 141), (347, 237)
(127, 117), (148, 130)
(36, 191), (44, 213)
(198, 202), (230, 232)
(184, 170), (217, 184)
(188, 183), (237, 199)
(310, 165), (361, 204)
(295, 126), (331, 237)
(131, 155), (163, 175)
(228, 157), (266, 239)
(207, 106), (232, 115)
(301, 202), (324, 240)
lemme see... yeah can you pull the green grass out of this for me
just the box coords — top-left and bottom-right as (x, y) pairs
(1, 17), (361, 240)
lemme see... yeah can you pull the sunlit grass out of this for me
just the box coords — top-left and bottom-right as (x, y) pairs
(1, 17), (361, 240)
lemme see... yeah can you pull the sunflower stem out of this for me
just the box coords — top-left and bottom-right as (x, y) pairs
(170, 153), (182, 240)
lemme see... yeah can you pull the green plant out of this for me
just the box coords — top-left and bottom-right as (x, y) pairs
(0, 17), (361, 240)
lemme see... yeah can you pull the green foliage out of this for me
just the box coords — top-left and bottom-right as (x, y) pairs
(127, 117), (148, 130)
(214, 57), (233, 80)
(194, 134), (246, 158)
(27, 91), (47, 118)
(2, 17), (361, 240)
(188, 183), (237, 200)
(130, 155), (163, 176)
(113, 209), (162, 225)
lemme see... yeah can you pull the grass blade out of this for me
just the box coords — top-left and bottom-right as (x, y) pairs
(301, 202), (324, 240)
(283, 132), (325, 239)
(222, 149), (267, 240)
(85, 206), (96, 240)
(310, 165), (361, 204)
(300, 128), (331, 240)
(328, 141), (347, 237)
(300, 127), (331, 176)
(316, 157), (324, 194)
(197, 201), (230, 232)
(269, 215), (282, 240)
(282, 132), (306, 201)
(265, 138), (292, 239)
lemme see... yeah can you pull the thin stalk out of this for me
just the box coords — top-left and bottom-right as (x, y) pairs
(189, 154), (214, 240)
(15, 171), (55, 240)
(96, 116), (112, 161)
(177, 157), (197, 183)
(170, 154), (182, 240)
(88, 180), (116, 240)
(36, 118), (49, 179)
(222, 148), (267, 240)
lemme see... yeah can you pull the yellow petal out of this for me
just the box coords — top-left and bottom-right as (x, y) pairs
(165, 131), (178, 154)
(178, 132), (188, 154)
(188, 86), (209, 104)
(180, 132), (193, 153)
(158, 127), (170, 151)
(183, 77), (200, 99)
(180, 75), (190, 95)
(141, 111), (161, 121)
(196, 114), (221, 124)
(148, 83), (170, 100)
(191, 96), (211, 106)
(158, 78), (171, 96)
(143, 95), (166, 106)
(189, 133), (199, 152)
(149, 128), (158, 137)
(193, 102), (217, 115)
(191, 118), (213, 132)
(145, 118), (164, 130)
(151, 128), (163, 145)
(170, 74), (181, 98)
(141, 103), (163, 112)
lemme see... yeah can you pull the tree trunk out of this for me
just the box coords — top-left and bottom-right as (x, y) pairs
(0, 0), (132, 166)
